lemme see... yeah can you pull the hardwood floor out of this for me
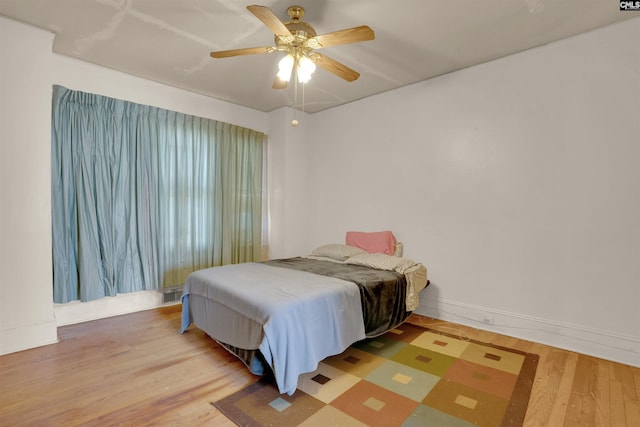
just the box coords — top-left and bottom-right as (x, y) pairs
(1, 305), (638, 426)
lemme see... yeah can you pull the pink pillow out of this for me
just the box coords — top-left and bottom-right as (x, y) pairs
(345, 231), (397, 255)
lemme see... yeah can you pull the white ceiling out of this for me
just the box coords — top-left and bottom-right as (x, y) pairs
(0, 0), (636, 113)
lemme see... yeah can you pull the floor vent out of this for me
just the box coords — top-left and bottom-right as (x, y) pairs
(162, 286), (184, 304)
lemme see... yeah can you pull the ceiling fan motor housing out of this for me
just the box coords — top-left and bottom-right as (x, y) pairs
(275, 6), (317, 51)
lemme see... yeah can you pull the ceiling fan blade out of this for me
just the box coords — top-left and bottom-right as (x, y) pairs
(210, 46), (273, 58)
(313, 53), (360, 82)
(247, 5), (292, 36)
(272, 76), (288, 89)
(310, 25), (374, 49)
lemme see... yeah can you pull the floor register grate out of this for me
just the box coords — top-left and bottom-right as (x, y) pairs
(162, 286), (184, 304)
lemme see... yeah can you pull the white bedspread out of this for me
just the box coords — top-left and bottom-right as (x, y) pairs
(181, 262), (366, 395)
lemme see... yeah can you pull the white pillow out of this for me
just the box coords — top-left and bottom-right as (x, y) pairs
(310, 244), (367, 261)
(345, 252), (416, 273)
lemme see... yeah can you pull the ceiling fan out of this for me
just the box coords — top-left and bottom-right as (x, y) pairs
(210, 5), (375, 89)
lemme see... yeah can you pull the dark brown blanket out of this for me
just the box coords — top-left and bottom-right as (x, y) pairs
(263, 257), (410, 337)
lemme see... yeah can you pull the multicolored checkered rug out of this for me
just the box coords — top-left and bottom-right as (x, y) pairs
(214, 322), (539, 427)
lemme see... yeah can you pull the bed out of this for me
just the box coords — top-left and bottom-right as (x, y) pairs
(180, 242), (428, 395)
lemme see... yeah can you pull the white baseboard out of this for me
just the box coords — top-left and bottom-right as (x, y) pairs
(415, 298), (640, 368)
(0, 319), (58, 356)
(54, 290), (178, 326)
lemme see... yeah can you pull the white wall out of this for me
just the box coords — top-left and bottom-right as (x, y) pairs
(303, 18), (640, 366)
(1, 18), (58, 354)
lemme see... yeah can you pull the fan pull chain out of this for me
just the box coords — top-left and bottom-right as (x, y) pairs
(291, 80), (305, 127)
(291, 64), (299, 126)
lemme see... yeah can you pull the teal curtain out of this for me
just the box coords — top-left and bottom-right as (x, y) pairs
(51, 85), (265, 303)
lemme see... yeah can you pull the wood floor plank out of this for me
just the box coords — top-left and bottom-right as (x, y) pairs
(621, 361), (640, 427)
(594, 359), (612, 427)
(538, 350), (579, 426)
(1, 305), (639, 426)
(564, 355), (598, 426)
(635, 368), (640, 405)
(610, 362), (628, 427)
(523, 345), (566, 427)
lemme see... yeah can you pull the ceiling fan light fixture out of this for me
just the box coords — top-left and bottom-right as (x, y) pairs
(297, 55), (316, 83)
(277, 54), (294, 81)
